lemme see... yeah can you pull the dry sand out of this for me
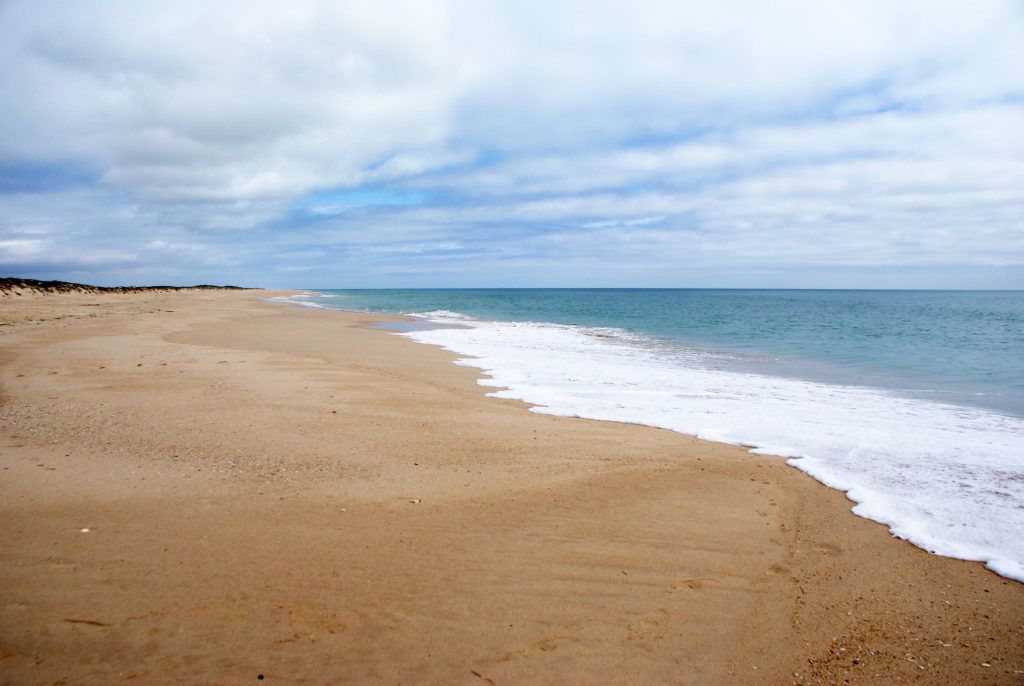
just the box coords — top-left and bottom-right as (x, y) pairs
(1, 289), (1021, 684)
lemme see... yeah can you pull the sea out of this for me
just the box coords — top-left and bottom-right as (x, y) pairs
(274, 289), (1024, 582)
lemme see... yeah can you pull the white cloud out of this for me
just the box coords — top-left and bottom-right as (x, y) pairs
(0, 0), (1022, 285)
(0, 238), (46, 260)
(1, 0), (467, 211)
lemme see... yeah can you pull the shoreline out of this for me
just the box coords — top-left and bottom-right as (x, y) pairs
(1, 288), (1021, 683)
(284, 291), (1024, 584)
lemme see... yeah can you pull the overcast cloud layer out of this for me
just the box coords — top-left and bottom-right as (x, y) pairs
(1, 0), (1022, 288)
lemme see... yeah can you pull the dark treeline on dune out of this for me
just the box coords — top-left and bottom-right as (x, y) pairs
(1, 278), (251, 295)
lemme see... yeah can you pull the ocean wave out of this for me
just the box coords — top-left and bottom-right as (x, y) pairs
(404, 309), (480, 322)
(263, 294), (330, 309)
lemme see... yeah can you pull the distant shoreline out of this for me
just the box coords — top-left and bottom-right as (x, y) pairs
(0, 277), (253, 296)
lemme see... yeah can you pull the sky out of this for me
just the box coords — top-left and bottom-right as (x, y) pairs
(1, 0), (1023, 289)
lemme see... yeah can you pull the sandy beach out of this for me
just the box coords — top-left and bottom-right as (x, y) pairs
(1, 289), (1021, 685)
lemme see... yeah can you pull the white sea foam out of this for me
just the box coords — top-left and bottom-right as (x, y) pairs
(403, 309), (480, 322)
(264, 293), (330, 309)
(403, 317), (1024, 582)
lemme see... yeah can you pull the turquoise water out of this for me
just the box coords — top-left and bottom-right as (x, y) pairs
(310, 289), (1024, 418)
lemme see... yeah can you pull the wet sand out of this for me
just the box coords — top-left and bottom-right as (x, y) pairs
(1, 289), (1021, 684)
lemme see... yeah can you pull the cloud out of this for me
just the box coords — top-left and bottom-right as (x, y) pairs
(1, 1), (465, 209)
(0, 188), (250, 284)
(0, 0), (1021, 286)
